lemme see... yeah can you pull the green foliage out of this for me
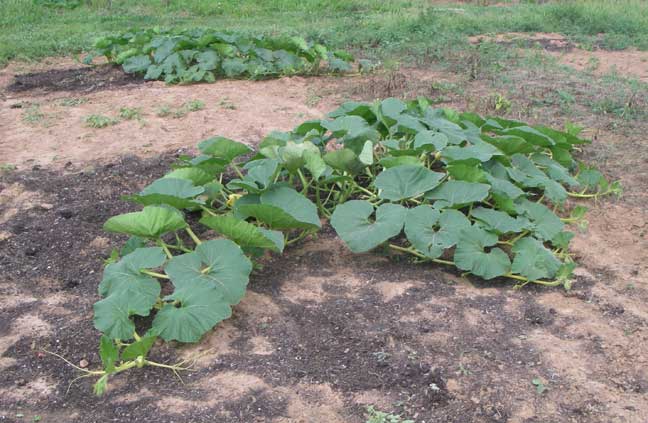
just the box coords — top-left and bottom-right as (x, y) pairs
(156, 100), (207, 118)
(84, 114), (119, 128)
(3, 0), (648, 67)
(33, 0), (80, 9)
(86, 28), (355, 84)
(119, 107), (142, 120)
(365, 405), (414, 423)
(88, 97), (616, 395)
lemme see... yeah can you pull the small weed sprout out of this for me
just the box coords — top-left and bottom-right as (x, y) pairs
(84, 114), (118, 128)
(186, 99), (205, 112)
(365, 405), (414, 423)
(218, 97), (236, 110)
(119, 107), (142, 120)
(22, 105), (45, 125)
(156, 101), (205, 118)
(60, 97), (88, 107)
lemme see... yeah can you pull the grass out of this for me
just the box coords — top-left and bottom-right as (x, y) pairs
(1, 0), (648, 66)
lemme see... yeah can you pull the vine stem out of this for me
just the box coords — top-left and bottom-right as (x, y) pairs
(388, 244), (454, 266)
(185, 227), (202, 245)
(286, 230), (312, 246)
(157, 239), (173, 259)
(297, 169), (310, 194)
(567, 191), (599, 199)
(141, 269), (170, 279)
(353, 182), (378, 199)
(200, 205), (218, 216)
(388, 244), (562, 287)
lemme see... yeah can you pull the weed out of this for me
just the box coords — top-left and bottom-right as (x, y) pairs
(532, 378), (547, 394)
(119, 107), (142, 120)
(60, 97), (88, 107)
(22, 105), (45, 125)
(84, 114), (118, 128)
(186, 100), (205, 112)
(157, 101), (206, 118)
(305, 90), (322, 108)
(156, 105), (172, 118)
(218, 98), (236, 110)
(365, 405), (414, 423)
(493, 93), (512, 113)
(0, 163), (17, 172)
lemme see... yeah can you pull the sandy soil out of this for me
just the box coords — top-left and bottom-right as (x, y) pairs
(1, 57), (647, 422)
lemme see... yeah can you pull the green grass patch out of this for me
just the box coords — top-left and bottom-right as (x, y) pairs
(2, 0), (647, 66)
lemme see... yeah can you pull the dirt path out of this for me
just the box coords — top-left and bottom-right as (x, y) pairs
(1, 59), (647, 422)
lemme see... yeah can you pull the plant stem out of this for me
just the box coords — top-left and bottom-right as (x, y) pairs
(141, 269), (170, 279)
(388, 243), (454, 265)
(185, 227), (202, 245)
(157, 240), (173, 259)
(286, 230), (312, 246)
(297, 169), (310, 194)
(231, 163), (245, 179)
(567, 191), (598, 198)
(200, 205), (218, 216)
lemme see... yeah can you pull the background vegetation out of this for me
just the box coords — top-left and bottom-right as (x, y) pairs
(2, 0), (648, 66)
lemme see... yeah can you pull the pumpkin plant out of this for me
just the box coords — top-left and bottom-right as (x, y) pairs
(84, 28), (356, 83)
(70, 98), (618, 394)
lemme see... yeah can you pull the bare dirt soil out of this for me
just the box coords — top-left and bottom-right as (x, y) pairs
(1, 57), (647, 423)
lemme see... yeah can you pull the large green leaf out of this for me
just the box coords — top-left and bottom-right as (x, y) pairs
(454, 226), (511, 280)
(152, 284), (232, 343)
(163, 167), (213, 185)
(413, 130), (448, 151)
(200, 214), (284, 252)
(331, 200), (406, 253)
(498, 126), (554, 147)
(237, 203), (307, 229)
(259, 186), (321, 228)
(303, 150), (327, 180)
(126, 178), (205, 209)
(103, 206), (187, 239)
(486, 174), (524, 199)
(94, 248), (167, 341)
(164, 239), (252, 305)
(121, 335), (157, 360)
(441, 142), (501, 163)
(323, 115), (379, 153)
(508, 154), (567, 203)
(425, 180), (490, 207)
(122, 55), (152, 73)
(511, 237), (562, 281)
(531, 153), (579, 187)
(379, 155), (422, 168)
(516, 200), (564, 241)
(94, 292), (150, 340)
(227, 159), (279, 193)
(198, 136), (252, 162)
(375, 165), (444, 201)
(98, 247), (166, 301)
(470, 207), (530, 234)
(99, 336), (119, 373)
(404, 206), (471, 258)
(278, 141), (320, 172)
(323, 148), (366, 174)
